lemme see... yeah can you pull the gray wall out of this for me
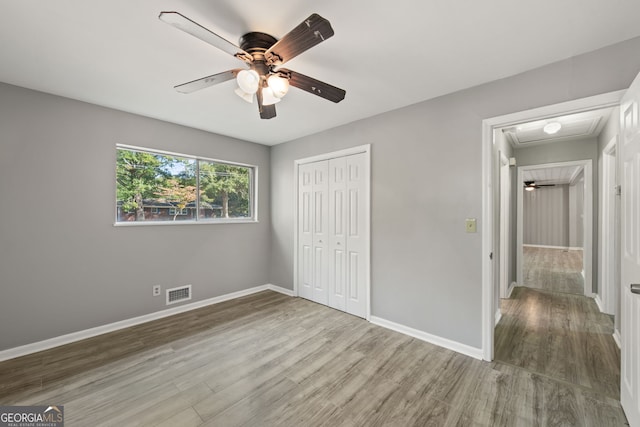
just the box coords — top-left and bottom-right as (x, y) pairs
(0, 83), (271, 351)
(515, 137), (598, 292)
(270, 37), (640, 349)
(523, 185), (570, 247)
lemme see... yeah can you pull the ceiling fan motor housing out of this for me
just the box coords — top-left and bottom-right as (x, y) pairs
(239, 32), (279, 83)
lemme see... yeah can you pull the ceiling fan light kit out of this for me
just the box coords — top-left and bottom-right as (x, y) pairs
(159, 11), (346, 119)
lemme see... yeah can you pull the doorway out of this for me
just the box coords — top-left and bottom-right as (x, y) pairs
(486, 103), (623, 414)
(481, 90), (625, 361)
(516, 160), (592, 297)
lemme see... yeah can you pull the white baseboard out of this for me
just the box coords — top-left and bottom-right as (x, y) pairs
(495, 309), (503, 326)
(507, 282), (517, 298)
(593, 294), (604, 313)
(0, 284), (293, 363)
(369, 316), (483, 360)
(265, 284), (295, 297)
(523, 244), (583, 251)
(613, 329), (621, 349)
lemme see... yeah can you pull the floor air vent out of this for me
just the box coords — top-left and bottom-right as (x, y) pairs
(166, 285), (192, 305)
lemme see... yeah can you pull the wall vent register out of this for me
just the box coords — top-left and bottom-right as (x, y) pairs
(166, 285), (192, 305)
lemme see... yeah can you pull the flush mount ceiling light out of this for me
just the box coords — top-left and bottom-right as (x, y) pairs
(159, 11), (346, 119)
(543, 122), (562, 135)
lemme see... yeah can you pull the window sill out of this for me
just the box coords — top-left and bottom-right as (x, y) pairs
(113, 218), (258, 227)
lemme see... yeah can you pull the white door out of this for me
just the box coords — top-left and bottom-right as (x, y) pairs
(345, 153), (367, 317)
(312, 161), (329, 305)
(298, 161), (329, 304)
(620, 71), (640, 427)
(297, 150), (369, 318)
(328, 157), (347, 312)
(298, 162), (314, 301)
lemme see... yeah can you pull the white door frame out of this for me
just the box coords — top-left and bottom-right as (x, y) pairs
(481, 90), (625, 361)
(516, 160), (592, 297)
(293, 144), (371, 320)
(600, 136), (620, 316)
(499, 151), (511, 300)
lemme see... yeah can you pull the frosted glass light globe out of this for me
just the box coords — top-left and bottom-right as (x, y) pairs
(236, 70), (260, 94)
(262, 87), (281, 106)
(267, 75), (290, 98)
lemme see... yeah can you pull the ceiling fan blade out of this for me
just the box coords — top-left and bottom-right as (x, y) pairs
(174, 69), (242, 94)
(281, 69), (346, 103)
(265, 14), (334, 66)
(159, 12), (252, 62)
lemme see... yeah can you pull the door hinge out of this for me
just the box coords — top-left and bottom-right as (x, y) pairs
(615, 185), (622, 196)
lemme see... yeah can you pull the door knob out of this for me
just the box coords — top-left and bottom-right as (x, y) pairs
(631, 284), (640, 295)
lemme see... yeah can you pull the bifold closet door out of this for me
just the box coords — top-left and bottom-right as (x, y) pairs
(298, 161), (329, 305)
(299, 153), (366, 318)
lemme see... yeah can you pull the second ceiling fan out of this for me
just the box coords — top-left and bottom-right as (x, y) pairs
(159, 11), (346, 119)
(524, 181), (556, 191)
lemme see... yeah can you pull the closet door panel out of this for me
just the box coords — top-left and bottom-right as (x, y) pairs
(329, 157), (347, 311)
(312, 161), (329, 305)
(345, 153), (367, 317)
(298, 163), (314, 300)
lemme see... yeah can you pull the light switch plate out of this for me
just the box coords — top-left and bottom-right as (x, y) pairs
(465, 218), (477, 233)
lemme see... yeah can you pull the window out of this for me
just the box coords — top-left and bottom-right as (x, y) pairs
(116, 145), (256, 224)
(168, 207), (187, 216)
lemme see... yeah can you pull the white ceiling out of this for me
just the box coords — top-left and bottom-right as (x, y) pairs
(503, 108), (615, 147)
(523, 166), (583, 186)
(1, 1), (640, 146)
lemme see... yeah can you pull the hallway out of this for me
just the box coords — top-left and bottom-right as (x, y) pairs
(495, 247), (626, 426)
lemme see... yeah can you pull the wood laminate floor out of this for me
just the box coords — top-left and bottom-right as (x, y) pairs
(523, 246), (584, 295)
(0, 290), (628, 426)
(495, 287), (620, 399)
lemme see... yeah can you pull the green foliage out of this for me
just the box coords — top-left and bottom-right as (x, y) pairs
(199, 162), (250, 218)
(116, 150), (167, 219)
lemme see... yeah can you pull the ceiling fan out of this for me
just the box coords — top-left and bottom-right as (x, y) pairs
(524, 181), (556, 191)
(159, 11), (346, 119)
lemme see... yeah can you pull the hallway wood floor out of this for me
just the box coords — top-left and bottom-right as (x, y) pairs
(495, 287), (620, 399)
(0, 291), (628, 426)
(523, 246), (584, 295)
